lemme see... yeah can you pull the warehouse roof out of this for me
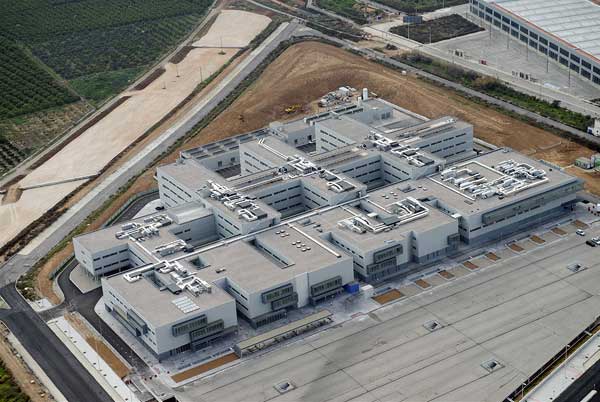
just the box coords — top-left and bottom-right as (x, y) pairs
(490, 0), (600, 61)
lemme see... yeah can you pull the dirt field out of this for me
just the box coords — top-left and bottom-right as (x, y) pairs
(34, 41), (600, 300)
(372, 289), (404, 304)
(65, 313), (130, 379)
(171, 353), (238, 383)
(0, 11), (271, 251)
(192, 10), (271, 48)
(0, 179), (85, 248)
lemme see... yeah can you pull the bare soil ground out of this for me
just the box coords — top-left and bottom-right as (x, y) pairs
(486, 252), (500, 261)
(438, 270), (455, 280)
(508, 243), (524, 252)
(530, 235), (545, 244)
(463, 260), (479, 270)
(64, 313), (130, 379)
(0, 324), (50, 401)
(33, 41), (600, 299)
(171, 353), (238, 383)
(192, 10), (271, 48)
(552, 227), (567, 236)
(414, 279), (431, 289)
(372, 289), (404, 304)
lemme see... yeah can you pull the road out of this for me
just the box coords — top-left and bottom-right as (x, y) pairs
(555, 356), (600, 402)
(0, 285), (113, 402)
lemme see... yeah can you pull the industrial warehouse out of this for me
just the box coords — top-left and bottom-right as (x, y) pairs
(73, 91), (583, 360)
(468, 0), (600, 86)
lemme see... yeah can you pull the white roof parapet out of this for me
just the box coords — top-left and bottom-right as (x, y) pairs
(439, 159), (548, 199)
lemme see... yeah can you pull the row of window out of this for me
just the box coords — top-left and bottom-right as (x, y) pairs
(470, 1), (600, 84)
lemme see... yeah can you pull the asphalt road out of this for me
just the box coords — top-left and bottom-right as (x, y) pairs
(0, 285), (113, 402)
(556, 356), (600, 402)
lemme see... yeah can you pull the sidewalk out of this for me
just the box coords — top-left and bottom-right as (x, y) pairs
(47, 317), (140, 402)
(524, 333), (600, 402)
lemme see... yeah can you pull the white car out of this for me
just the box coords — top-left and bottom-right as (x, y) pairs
(576, 229), (586, 236)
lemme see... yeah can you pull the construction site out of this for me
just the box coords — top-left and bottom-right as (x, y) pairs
(28, 38), (600, 306)
(3, 1), (600, 401)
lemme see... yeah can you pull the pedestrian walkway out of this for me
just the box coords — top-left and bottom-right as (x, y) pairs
(524, 333), (600, 402)
(48, 317), (140, 402)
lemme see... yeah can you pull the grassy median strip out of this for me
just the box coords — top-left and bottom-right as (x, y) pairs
(395, 52), (594, 132)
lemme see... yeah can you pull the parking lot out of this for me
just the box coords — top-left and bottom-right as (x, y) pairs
(162, 205), (600, 402)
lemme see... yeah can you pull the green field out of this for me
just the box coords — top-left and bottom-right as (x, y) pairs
(397, 52), (593, 131)
(70, 67), (144, 105)
(0, 0), (213, 175)
(373, 0), (467, 12)
(316, 0), (368, 24)
(0, 0), (212, 90)
(390, 14), (483, 43)
(0, 361), (29, 402)
(0, 36), (78, 120)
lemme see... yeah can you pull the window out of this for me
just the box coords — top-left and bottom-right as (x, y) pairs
(511, 20), (518, 28)
(549, 51), (558, 60)
(529, 32), (538, 40)
(520, 26), (528, 34)
(559, 57), (569, 66)
(582, 70), (591, 79)
(550, 43), (558, 51)
(539, 37), (547, 45)
(582, 60), (591, 69)
(570, 54), (580, 63)
(570, 63), (579, 73)
(560, 48), (569, 57)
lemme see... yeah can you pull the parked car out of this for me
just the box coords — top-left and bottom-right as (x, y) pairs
(576, 229), (586, 236)
(586, 240), (597, 247)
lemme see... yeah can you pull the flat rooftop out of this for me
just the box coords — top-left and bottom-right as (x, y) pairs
(423, 149), (580, 215)
(174, 218), (600, 402)
(180, 226), (352, 293)
(104, 264), (233, 327)
(490, 0), (600, 62)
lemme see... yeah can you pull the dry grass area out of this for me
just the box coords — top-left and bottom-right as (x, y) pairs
(574, 220), (589, 229)
(372, 289), (404, 304)
(508, 243), (524, 252)
(552, 227), (567, 236)
(171, 353), (238, 383)
(463, 261), (479, 270)
(530, 235), (545, 244)
(33, 41), (600, 299)
(0, 101), (93, 150)
(438, 270), (455, 280)
(414, 279), (431, 289)
(0, 325), (49, 401)
(64, 313), (130, 379)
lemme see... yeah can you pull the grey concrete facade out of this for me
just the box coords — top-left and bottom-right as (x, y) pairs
(469, 0), (600, 86)
(73, 92), (582, 360)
